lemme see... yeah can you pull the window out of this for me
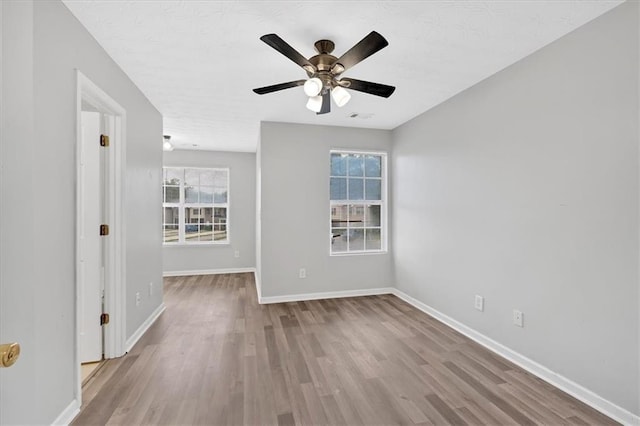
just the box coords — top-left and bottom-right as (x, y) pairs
(330, 151), (386, 254)
(163, 167), (229, 244)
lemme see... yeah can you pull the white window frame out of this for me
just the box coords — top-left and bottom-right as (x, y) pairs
(163, 166), (230, 245)
(329, 149), (388, 256)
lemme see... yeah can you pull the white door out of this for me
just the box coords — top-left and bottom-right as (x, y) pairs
(79, 111), (103, 363)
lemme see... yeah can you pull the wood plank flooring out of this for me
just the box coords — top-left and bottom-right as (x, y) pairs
(73, 273), (617, 425)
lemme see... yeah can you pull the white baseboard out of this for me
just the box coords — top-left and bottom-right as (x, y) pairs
(163, 267), (255, 277)
(125, 303), (166, 353)
(390, 288), (640, 426)
(259, 287), (395, 304)
(51, 398), (80, 426)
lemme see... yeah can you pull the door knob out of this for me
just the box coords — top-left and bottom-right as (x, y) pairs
(0, 343), (20, 368)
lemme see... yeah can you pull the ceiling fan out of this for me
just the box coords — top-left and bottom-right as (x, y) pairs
(253, 31), (395, 114)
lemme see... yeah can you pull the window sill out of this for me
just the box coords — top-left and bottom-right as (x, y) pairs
(330, 250), (388, 257)
(163, 242), (230, 247)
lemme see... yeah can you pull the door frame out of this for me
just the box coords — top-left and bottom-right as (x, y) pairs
(75, 70), (127, 404)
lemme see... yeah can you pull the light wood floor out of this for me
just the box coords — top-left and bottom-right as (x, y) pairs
(73, 273), (617, 425)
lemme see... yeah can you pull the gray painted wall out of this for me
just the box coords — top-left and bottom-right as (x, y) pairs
(259, 122), (393, 298)
(0, 1), (163, 423)
(392, 2), (639, 415)
(163, 150), (256, 273)
(1, 2), (38, 424)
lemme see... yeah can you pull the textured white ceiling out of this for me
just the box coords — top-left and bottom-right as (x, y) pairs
(62, 1), (622, 152)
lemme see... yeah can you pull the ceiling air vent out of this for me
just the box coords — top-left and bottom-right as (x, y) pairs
(348, 112), (374, 119)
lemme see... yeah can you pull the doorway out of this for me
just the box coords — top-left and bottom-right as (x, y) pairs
(76, 71), (127, 406)
(79, 109), (105, 380)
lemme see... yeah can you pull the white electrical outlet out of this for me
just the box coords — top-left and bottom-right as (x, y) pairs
(149, 282), (153, 296)
(513, 309), (524, 327)
(299, 268), (306, 279)
(135, 292), (141, 307)
(474, 295), (484, 312)
(234, 250), (240, 258)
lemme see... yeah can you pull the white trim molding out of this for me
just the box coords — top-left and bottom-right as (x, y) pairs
(75, 70), (127, 412)
(390, 288), (640, 426)
(125, 303), (166, 353)
(51, 399), (80, 426)
(254, 269), (263, 303)
(259, 287), (394, 305)
(163, 267), (255, 277)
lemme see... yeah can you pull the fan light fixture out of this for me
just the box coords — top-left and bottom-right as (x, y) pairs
(163, 135), (174, 152)
(306, 95), (323, 113)
(303, 77), (323, 97)
(331, 86), (351, 107)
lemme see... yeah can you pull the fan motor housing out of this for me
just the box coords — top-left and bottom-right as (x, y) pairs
(308, 54), (338, 73)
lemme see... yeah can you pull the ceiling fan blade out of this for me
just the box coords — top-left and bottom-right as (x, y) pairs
(339, 78), (395, 98)
(253, 80), (306, 95)
(260, 34), (316, 73)
(317, 92), (331, 115)
(332, 31), (388, 73)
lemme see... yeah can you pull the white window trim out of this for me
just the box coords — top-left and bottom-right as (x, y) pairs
(163, 166), (231, 246)
(329, 149), (388, 256)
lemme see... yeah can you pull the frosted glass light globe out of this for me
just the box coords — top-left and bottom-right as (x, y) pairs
(303, 77), (323, 97)
(331, 86), (351, 107)
(306, 95), (323, 112)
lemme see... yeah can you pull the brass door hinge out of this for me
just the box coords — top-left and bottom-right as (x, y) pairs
(100, 224), (109, 236)
(100, 313), (110, 326)
(100, 134), (109, 147)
